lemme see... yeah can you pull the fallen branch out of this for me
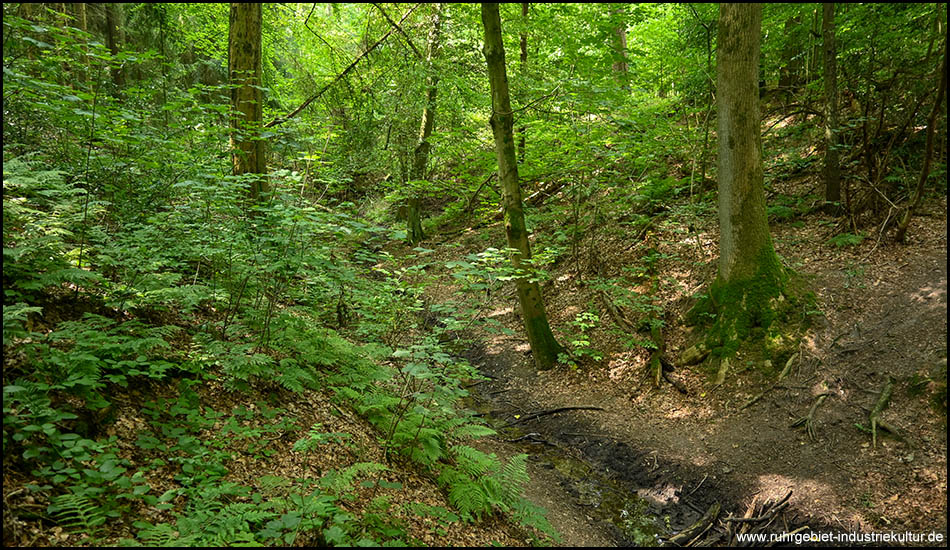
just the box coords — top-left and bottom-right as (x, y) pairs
(504, 432), (550, 444)
(466, 172), (497, 212)
(662, 369), (689, 395)
(724, 491), (792, 523)
(503, 406), (604, 427)
(666, 501), (720, 547)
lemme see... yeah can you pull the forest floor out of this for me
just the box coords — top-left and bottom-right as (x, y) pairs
(422, 192), (948, 546)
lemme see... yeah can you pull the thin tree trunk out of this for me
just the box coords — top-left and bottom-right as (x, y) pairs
(611, 6), (629, 90)
(517, 2), (528, 163)
(407, 4), (442, 245)
(104, 3), (124, 91)
(822, 3), (841, 209)
(482, 3), (563, 370)
(895, 38), (947, 243)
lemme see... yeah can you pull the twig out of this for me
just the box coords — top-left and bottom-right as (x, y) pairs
(687, 474), (708, 496)
(370, 3), (422, 59)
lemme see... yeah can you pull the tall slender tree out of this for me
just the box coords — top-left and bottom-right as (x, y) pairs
(822, 3), (840, 209)
(229, 2), (266, 201)
(517, 2), (528, 163)
(895, 35), (947, 243)
(407, 4), (442, 245)
(481, 2), (563, 370)
(709, 3), (787, 354)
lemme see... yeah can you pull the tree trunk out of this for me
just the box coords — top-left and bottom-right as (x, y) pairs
(711, 3), (786, 355)
(104, 3), (124, 91)
(611, 6), (629, 90)
(482, 3), (563, 370)
(517, 2), (528, 163)
(895, 37), (947, 243)
(229, 3), (266, 201)
(407, 4), (442, 245)
(822, 3), (841, 208)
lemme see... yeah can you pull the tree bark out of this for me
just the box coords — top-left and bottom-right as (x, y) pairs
(822, 3), (841, 208)
(229, 3), (266, 201)
(611, 6), (629, 90)
(482, 3), (563, 370)
(712, 3), (786, 354)
(407, 4), (442, 245)
(104, 3), (124, 91)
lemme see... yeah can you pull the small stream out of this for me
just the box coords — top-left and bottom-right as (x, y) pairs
(465, 393), (668, 546)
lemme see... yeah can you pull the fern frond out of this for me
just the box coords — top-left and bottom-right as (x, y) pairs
(320, 462), (388, 494)
(48, 493), (106, 532)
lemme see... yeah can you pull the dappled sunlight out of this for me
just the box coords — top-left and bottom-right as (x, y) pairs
(607, 350), (650, 382)
(486, 305), (514, 318)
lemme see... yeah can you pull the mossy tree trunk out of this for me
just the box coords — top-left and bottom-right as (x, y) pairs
(407, 4), (442, 245)
(712, 3), (787, 355)
(229, 2), (266, 201)
(481, 3), (563, 370)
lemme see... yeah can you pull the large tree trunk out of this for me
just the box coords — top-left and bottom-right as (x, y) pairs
(822, 3), (841, 209)
(407, 4), (442, 245)
(711, 3), (786, 355)
(229, 3), (266, 201)
(482, 3), (563, 370)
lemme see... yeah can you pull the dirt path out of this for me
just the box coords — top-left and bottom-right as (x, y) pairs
(444, 208), (947, 546)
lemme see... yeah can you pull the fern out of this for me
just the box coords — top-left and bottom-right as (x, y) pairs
(48, 493), (106, 532)
(448, 422), (497, 442)
(319, 462), (388, 494)
(451, 445), (496, 477)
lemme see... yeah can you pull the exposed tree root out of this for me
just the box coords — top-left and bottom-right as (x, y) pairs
(678, 342), (710, 367)
(869, 376), (898, 448)
(714, 357), (729, 386)
(791, 392), (832, 441)
(597, 290), (637, 333)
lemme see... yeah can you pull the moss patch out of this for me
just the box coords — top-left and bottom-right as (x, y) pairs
(687, 251), (815, 364)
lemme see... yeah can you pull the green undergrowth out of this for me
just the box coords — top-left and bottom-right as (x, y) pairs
(2, 152), (555, 546)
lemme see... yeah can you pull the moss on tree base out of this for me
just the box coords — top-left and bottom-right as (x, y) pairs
(687, 257), (814, 367)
